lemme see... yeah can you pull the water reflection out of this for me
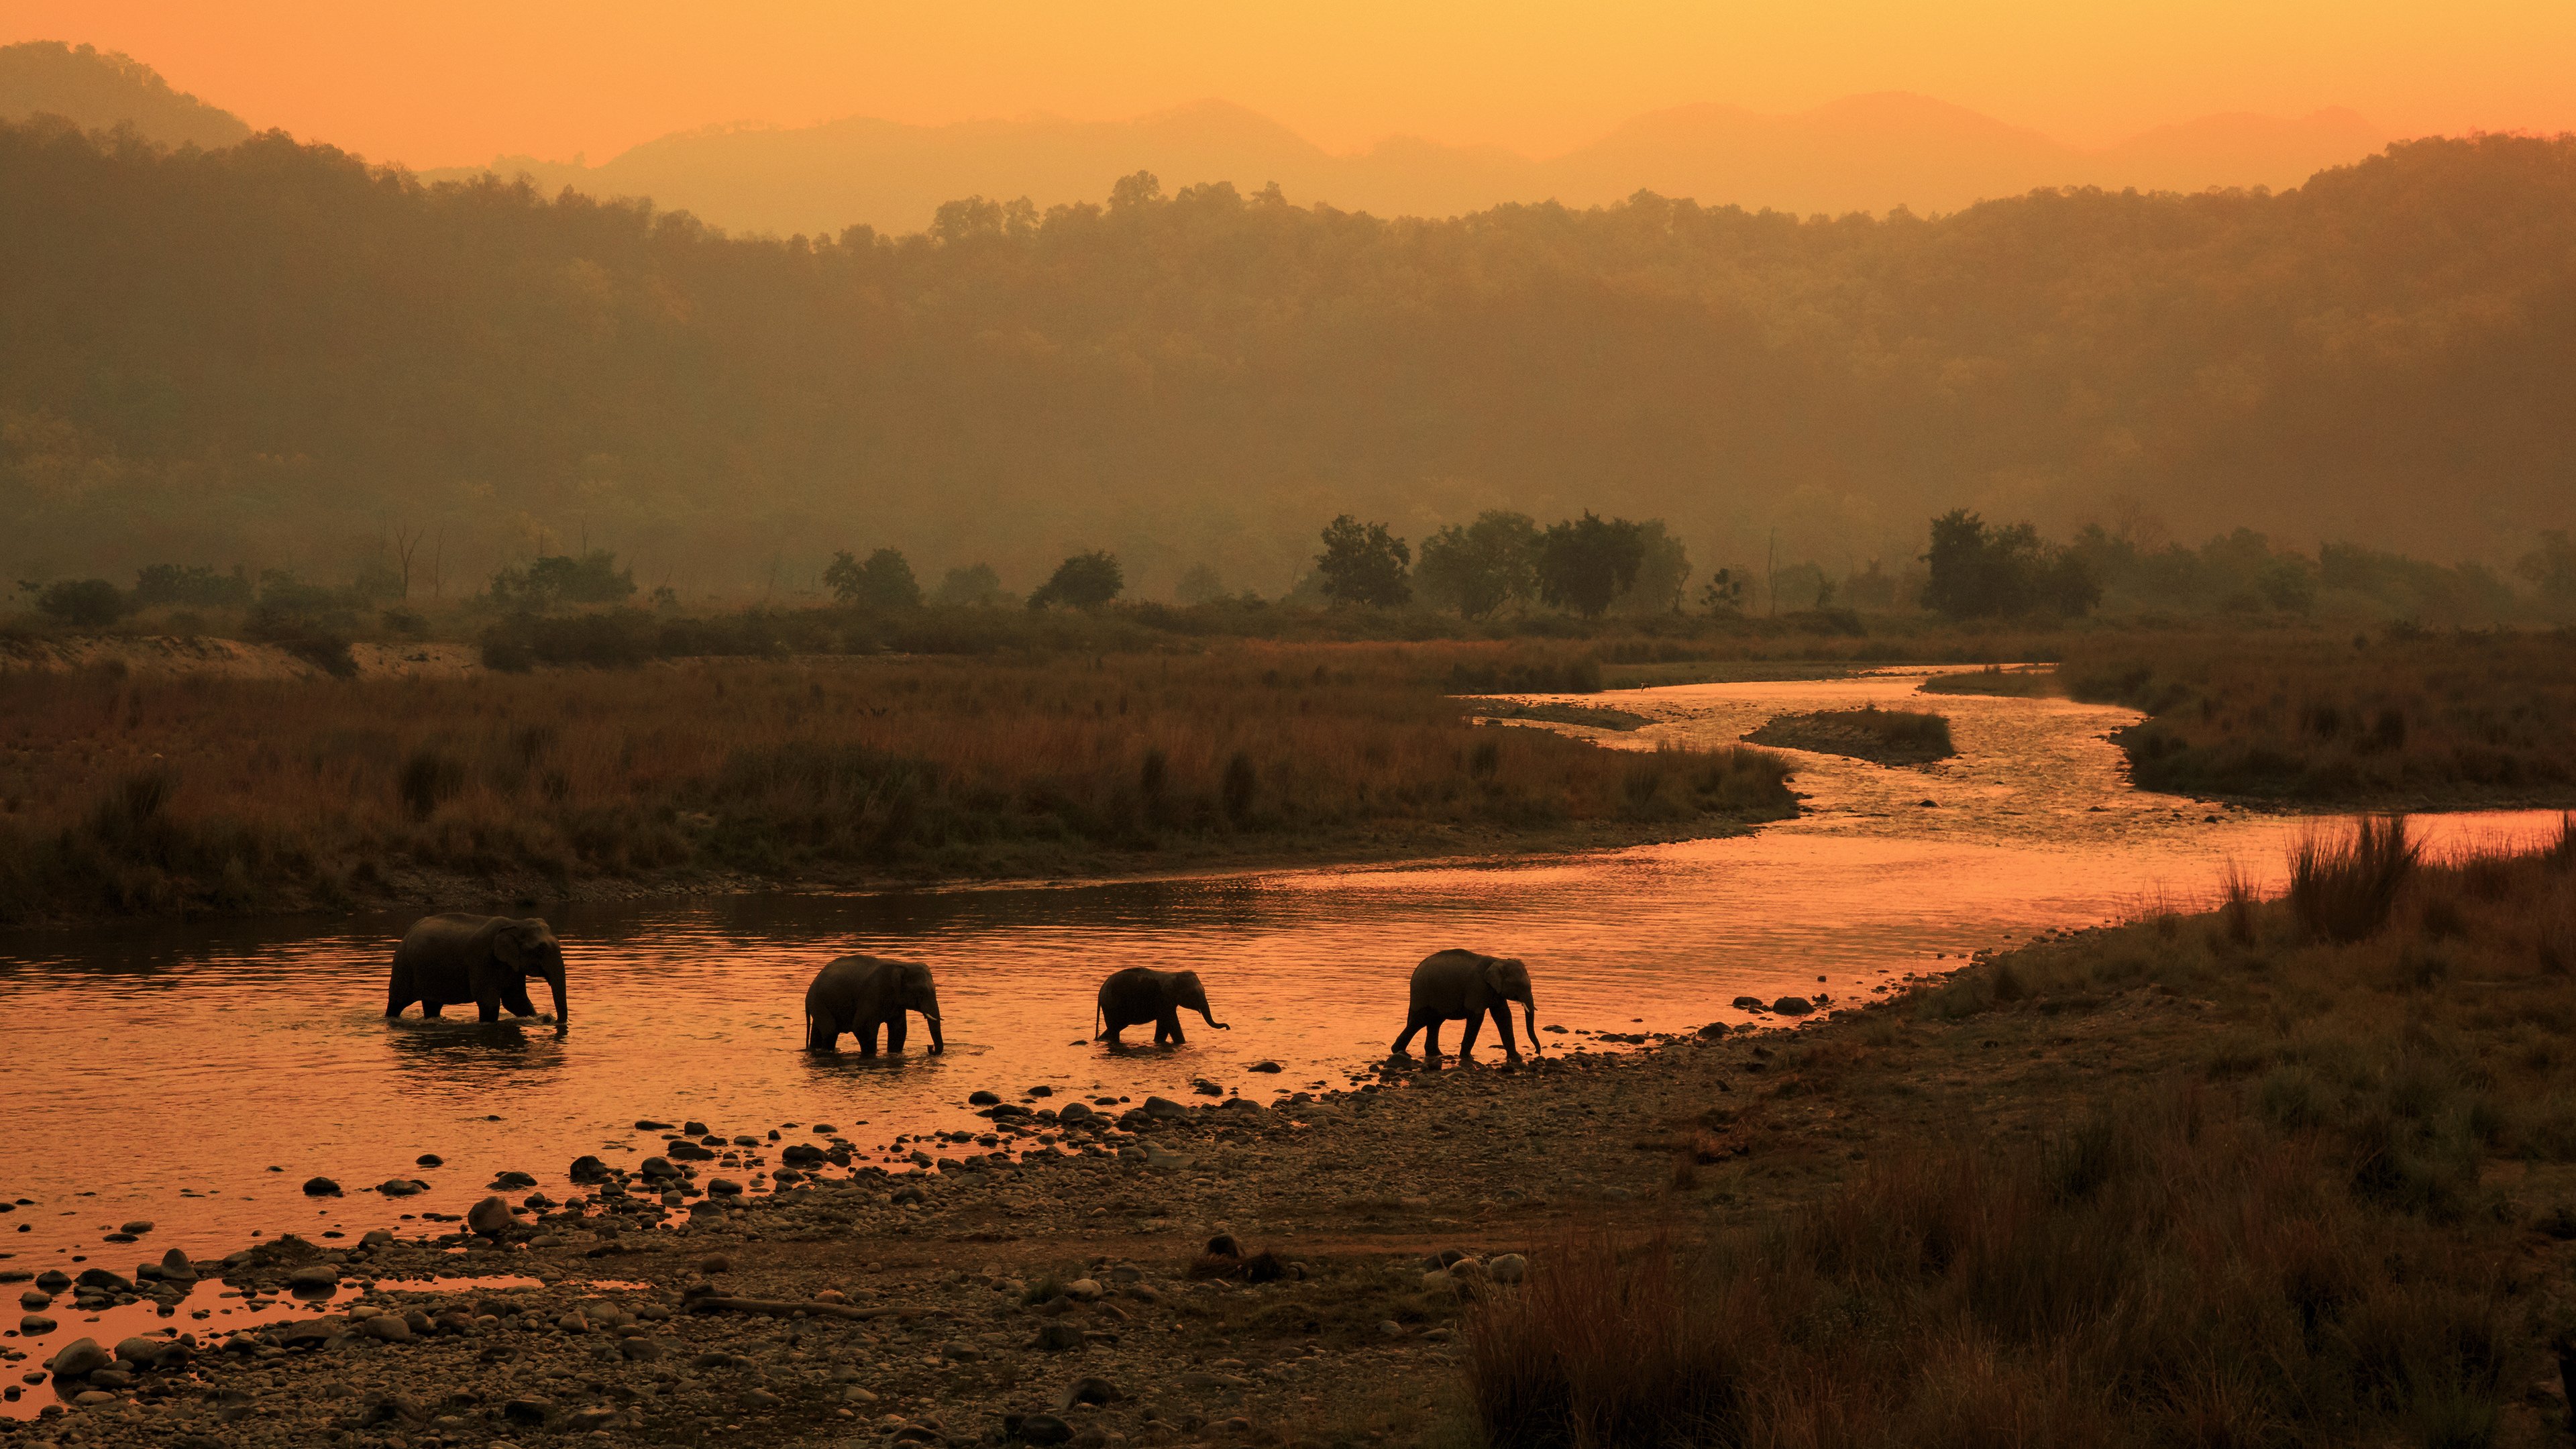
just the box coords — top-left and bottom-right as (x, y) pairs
(0, 672), (2566, 1297)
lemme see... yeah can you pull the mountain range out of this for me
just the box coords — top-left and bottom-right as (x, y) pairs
(2, 38), (2386, 235)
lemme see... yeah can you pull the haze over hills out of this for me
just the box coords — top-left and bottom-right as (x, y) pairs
(0, 40), (250, 150)
(423, 93), (2388, 235)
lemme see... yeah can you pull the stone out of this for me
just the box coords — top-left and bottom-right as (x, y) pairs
(17, 1289), (48, 1309)
(570, 1155), (610, 1181)
(639, 1156), (678, 1178)
(1059, 1376), (1123, 1409)
(74, 1390), (115, 1406)
(1065, 1278), (1104, 1303)
(743, 1388), (784, 1407)
(1421, 1270), (1458, 1293)
(969, 1090), (1002, 1105)
(286, 1264), (339, 1291)
(415, 1153), (443, 1166)
(19, 1313), (55, 1334)
(1730, 996), (1766, 1011)
(707, 1178), (745, 1195)
(466, 1195), (517, 1236)
(362, 1315), (412, 1343)
(48, 1338), (111, 1379)
(1140, 1095), (1189, 1120)
(360, 1230), (394, 1248)
(1056, 1102), (1095, 1124)
(1770, 997), (1815, 1016)
(1014, 1412), (1075, 1444)
(160, 1248), (197, 1279)
(1032, 1295), (1075, 1317)
(682, 1120), (711, 1135)
(376, 1178), (425, 1196)
(118, 1220), (154, 1234)
(617, 1336), (663, 1362)
(556, 1312), (590, 1333)
(76, 1267), (135, 1293)
(701, 1255), (735, 1275)
(502, 1396), (553, 1425)
(1489, 1253), (1528, 1283)
(490, 1170), (537, 1189)
(1247, 1060), (1283, 1073)
(35, 1270), (71, 1292)
(1029, 1323), (1083, 1352)
(301, 1177), (341, 1196)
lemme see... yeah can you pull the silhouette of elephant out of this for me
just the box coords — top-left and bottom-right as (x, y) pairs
(384, 914), (567, 1026)
(1391, 949), (1536, 1065)
(804, 954), (944, 1054)
(1095, 967), (1229, 1045)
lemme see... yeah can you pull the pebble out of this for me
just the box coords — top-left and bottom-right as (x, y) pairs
(969, 1090), (1002, 1105)
(301, 1176), (341, 1195)
(286, 1264), (339, 1290)
(117, 1219), (153, 1234)
(416, 1152), (443, 1165)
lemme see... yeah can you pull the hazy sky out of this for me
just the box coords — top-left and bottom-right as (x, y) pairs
(13, 0), (2575, 168)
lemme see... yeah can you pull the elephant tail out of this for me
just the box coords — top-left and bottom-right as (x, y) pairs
(1093, 997), (1103, 1042)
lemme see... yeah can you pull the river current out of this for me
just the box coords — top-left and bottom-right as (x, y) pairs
(0, 669), (2562, 1313)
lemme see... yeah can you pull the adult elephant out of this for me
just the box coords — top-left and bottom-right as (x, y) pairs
(1391, 949), (1538, 1066)
(385, 915), (568, 1026)
(805, 955), (945, 1055)
(1095, 967), (1230, 1046)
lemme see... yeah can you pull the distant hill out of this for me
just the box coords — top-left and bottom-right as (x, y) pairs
(422, 93), (2388, 236)
(0, 40), (250, 150)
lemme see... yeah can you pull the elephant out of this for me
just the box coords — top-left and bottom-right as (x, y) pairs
(1391, 949), (1538, 1065)
(1095, 967), (1230, 1046)
(384, 914), (568, 1026)
(804, 955), (945, 1055)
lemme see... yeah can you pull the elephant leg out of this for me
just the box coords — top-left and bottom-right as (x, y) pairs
(421, 999), (445, 1018)
(385, 973), (413, 1018)
(1490, 1004), (1523, 1061)
(476, 993), (502, 1023)
(1392, 1018), (1426, 1055)
(855, 1018), (880, 1056)
(1100, 1016), (1125, 1044)
(1422, 1020), (1446, 1063)
(1159, 1008), (1185, 1045)
(502, 987), (537, 1018)
(885, 1014), (909, 1053)
(1458, 1010), (1486, 1059)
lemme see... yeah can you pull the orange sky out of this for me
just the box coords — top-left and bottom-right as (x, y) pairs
(11, 0), (2575, 169)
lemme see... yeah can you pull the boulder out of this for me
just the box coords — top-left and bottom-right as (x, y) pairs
(466, 1195), (517, 1236)
(287, 1265), (339, 1291)
(569, 1155), (612, 1183)
(362, 1315), (412, 1343)
(1056, 1102), (1095, 1124)
(302, 1177), (342, 1196)
(969, 1090), (1002, 1106)
(1140, 1096), (1189, 1120)
(376, 1179), (426, 1197)
(1058, 1376), (1123, 1409)
(1730, 996), (1766, 1012)
(48, 1338), (111, 1379)
(1011, 1413), (1075, 1444)
(76, 1268), (136, 1293)
(19, 1313), (56, 1334)
(1770, 997), (1815, 1016)
(1489, 1253), (1528, 1283)
(160, 1248), (198, 1280)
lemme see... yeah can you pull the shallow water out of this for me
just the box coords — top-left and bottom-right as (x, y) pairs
(1, 669), (2563, 1354)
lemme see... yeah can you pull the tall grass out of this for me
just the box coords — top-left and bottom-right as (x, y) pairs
(2065, 628), (2576, 802)
(2289, 814), (2421, 943)
(0, 644), (1796, 922)
(1465, 818), (2576, 1447)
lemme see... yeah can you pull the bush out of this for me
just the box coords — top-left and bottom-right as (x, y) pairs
(31, 578), (127, 627)
(2292, 815), (2420, 943)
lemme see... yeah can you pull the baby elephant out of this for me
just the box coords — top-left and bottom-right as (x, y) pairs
(1096, 967), (1229, 1046)
(1393, 949), (1538, 1066)
(805, 955), (944, 1055)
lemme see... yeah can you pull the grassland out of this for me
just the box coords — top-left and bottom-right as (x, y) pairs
(0, 643), (1796, 924)
(2061, 628), (2576, 807)
(1466, 815), (2576, 1448)
(1742, 704), (1956, 766)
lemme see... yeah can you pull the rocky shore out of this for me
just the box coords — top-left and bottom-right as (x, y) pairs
(1, 941), (2216, 1449)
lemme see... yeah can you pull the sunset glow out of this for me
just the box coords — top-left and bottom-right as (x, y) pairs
(9, 0), (2573, 169)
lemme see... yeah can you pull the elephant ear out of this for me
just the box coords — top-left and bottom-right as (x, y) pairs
(491, 923), (531, 969)
(1484, 958), (1508, 993)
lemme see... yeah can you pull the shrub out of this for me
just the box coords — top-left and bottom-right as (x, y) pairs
(2292, 815), (2420, 943)
(32, 578), (127, 627)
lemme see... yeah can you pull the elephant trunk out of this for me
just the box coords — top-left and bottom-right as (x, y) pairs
(1521, 994), (1538, 1051)
(545, 962), (568, 1026)
(921, 988), (945, 1053)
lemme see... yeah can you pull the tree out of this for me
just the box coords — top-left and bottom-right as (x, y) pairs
(131, 563), (252, 607)
(490, 550), (635, 609)
(931, 562), (1008, 607)
(1415, 511), (1538, 619)
(1029, 551), (1122, 610)
(1315, 515), (1411, 608)
(1611, 521), (1691, 613)
(824, 547), (922, 609)
(2517, 529), (2576, 610)
(1923, 510), (2097, 619)
(1536, 513), (1646, 619)
(1175, 564), (1227, 605)
(1699, 568), (1747, 614)
(28, 578), (127, 626)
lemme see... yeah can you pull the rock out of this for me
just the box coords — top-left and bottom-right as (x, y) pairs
(1140, 1095), (1189, 1120)
(115, 1335), (178, 1367)
(1109, 1265), (1142, 1283)
(556, 1312), (589, 1333)
(1029, 1323), (1084, 1352)
(669, 1142), (718, 1161)
(76, 1267), (135, 1292)
(1770, 997), (1815, 1016)
(119, 1219), (154, 1234)
(568, 1155), (611, 1183)
(489, 1170), (537, 1189)
(618, 1336), (664, 1362)
(1489, 1253), (1528, 1283)
(1059, 1376), (1123, 1409)
(360, 1230), (395, 1248)
(1064, 1279), (1104, 1303)
(362, 1315), (412, 1343)
(160, 1248), (197, 1279)
(48, 1338), (111, 1379)
(466, 1195), (517, 1236)
(1056, 1102), (1095, 1124)
(19, 1313), (55, 1334)
(683, 1120), (711, 1135)
(969, 1090), (1002, 1105)
(743, 1387), (784, 1408)
(415, 1153), (443, 1166)
(1191, 1079), (1224, 1097)
(36, 1269), (71, 1291)
(1377, 1321), (1405, 1338)
(707, 1178), (744, 1195)
(301, 1177), (341, 1196)
(18, 1289), (49, 1309)
(1730, 996), (1766, 1011)
(701, 1255), (735, 1275)
(1219, 1417), (1254, 1436)
(1014, 1412), (1075, 1444)
(1247, 1060), (1283, 1073)
(1032, 1295), (1075, 1317)
(639, 1157), (678, 1178)
(502, 1396), (553, 1425)
(1421, 1270), (1458, 1293)
(376, 1178), (426, 1196)
(74, 1390), (116, 1406)
(286, 1265), (339, 1291)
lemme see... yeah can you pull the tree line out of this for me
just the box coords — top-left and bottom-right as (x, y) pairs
(3, 117), (2572, 610)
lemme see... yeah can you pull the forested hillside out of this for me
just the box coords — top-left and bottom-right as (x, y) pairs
(3, 117), (2571, 604)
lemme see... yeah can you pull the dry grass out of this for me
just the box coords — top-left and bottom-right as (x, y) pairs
(1464, 818), (2576, 1448)
(0, 643), (1796, 922)
(1743, 704), (1955, 766)
(2063, 627), (2576, 804)
(1916, 665), (2063, 698)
